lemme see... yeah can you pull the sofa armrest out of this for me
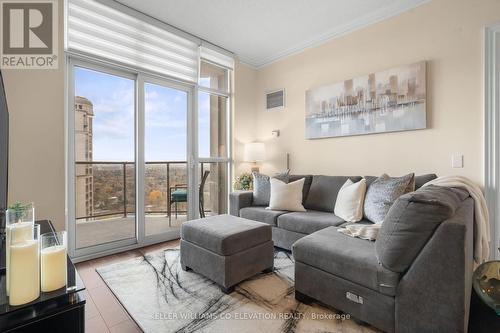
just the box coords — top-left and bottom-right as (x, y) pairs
(229, 191), (253, 216)
(395, 197), (473, 333)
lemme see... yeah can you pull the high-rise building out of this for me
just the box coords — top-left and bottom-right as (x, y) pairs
(75, 96), (94, 220)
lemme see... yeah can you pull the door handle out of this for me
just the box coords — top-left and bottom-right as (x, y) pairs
(189, 155), (195, 169)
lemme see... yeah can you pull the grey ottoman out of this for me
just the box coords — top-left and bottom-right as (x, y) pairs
(180, 214), (274, 293)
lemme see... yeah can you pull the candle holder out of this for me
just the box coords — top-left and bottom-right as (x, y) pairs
(8, 223), (40, 306)
(41, 231), (67, 292)
(5, 202), (35, 296)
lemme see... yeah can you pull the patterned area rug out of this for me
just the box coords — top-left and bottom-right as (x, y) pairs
(96, 248), (379, 333)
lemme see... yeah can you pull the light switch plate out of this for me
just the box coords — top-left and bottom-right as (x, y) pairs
(452, 154), (463, 168)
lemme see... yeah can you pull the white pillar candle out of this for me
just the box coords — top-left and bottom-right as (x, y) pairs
(5, 222), (34, 296)
(41, 245), (67, 292)
(9, 239), (40, 306)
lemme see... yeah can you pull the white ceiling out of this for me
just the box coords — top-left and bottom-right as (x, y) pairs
(115, 0), (429, 68)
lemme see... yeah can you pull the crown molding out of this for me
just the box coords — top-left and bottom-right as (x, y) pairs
(238, 0), (431, 69)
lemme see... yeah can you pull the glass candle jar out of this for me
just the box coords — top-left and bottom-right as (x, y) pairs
(5, 203), (35, 296)
(8, 223), (40, 306)
(41, 231), (67, 292)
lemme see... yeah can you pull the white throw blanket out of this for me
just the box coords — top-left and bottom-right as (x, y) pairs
(337, 223), (381, 241)
(338, 176), (490, 264)
(422, 176), (490, 264)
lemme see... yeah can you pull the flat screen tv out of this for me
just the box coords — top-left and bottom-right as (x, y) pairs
(0, 70), (8, 269)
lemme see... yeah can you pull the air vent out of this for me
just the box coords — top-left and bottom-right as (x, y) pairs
(266, 89), (285, 110)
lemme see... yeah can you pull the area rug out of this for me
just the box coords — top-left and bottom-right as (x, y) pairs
(96, 248), (379, 333)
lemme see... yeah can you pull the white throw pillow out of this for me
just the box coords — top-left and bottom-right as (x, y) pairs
(267, 178), (306, 212)
(334, 178), (367, 222)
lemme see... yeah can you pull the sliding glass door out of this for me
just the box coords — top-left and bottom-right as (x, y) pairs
(141, 77), (192, 241)
(72, 63), (138, 255)
(69, 59), (196, 258)
(68, 56), (232, 259)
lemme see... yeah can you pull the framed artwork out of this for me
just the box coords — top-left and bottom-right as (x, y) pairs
(305, 61), (426, 139)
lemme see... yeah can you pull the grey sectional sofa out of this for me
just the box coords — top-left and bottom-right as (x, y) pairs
(229, 174), (436, 250)
(229, 174), (474, 333)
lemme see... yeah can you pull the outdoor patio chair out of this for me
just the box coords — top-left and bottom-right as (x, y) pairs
(168, 170), (210, 225)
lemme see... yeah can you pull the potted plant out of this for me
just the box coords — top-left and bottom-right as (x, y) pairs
(234, 173), (253, 191)
(7, 202), (34, 223)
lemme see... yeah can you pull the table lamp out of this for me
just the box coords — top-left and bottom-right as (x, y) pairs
(244, 142), (265, 173)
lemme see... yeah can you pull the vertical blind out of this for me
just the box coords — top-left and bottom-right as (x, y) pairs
(67, 0), (233, 82)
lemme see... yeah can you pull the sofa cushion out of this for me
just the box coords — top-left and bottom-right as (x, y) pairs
(364, 173), (415, 223)
(365, 174), (438, 191)
(334, 178), (366, 222)
(289, 175), (313, 203)
(415, 173), (438, 189)
(181, 214), (271, 256)
(375, 185), (468, 273)
(268, 178), (306, 212)
(239, 206), (288, 226)
(364, 176), (378, 188)
(293, 226), (400, 296)
(304, 175), (362, 212)
(252, 170), (289, 206)
(277, 210), (345, 234)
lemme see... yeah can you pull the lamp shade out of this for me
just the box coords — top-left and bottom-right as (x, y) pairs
(244, 142), (266, 162)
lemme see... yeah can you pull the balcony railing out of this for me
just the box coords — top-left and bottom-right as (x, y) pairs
(75, 161), (210, 221)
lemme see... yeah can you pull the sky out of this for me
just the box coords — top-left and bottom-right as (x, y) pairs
(75, 67), (211, 161)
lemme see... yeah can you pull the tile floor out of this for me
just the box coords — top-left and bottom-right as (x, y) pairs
(75, 239), (180, 333)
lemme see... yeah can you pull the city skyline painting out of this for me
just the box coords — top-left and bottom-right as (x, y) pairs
(305, 61), (427, 139)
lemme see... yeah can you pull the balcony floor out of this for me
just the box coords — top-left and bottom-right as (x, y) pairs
(76, 214), (186, 249)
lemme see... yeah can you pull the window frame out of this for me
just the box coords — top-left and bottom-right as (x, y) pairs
(197, 58), (232, 161)
(197, 59), (233, 222)
(66, 52), (233, 261)
(199, 58), (231, 95)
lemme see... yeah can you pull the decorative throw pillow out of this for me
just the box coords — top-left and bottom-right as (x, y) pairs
(405, 174), (416, 193)
(267, 178), (306, 212)
(363, 173), (415, 224)
(252, 170), (289, 206)
(334, 178), (367, 222)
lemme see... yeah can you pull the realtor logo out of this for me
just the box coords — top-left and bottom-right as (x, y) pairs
(1, 0), (58, 69)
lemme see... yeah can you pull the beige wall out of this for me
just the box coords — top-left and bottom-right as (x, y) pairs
(3, 2), (65, 230)
(234, 0), (500, 186)
(233, 62), (258, 176)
